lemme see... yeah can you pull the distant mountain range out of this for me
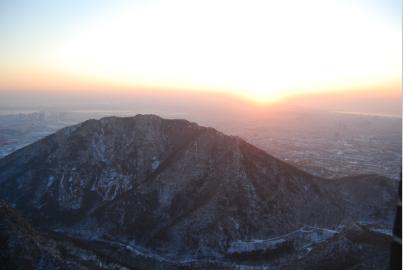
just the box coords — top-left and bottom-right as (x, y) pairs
(0, 114), (398, 269)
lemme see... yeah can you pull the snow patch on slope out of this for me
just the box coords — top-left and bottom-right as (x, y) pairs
(228, 226), (338, 254)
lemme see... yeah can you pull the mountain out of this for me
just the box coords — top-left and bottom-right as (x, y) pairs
(0, 201), (138, 270)
(0, 114), (398, 269)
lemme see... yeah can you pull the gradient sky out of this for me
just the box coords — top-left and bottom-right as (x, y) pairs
(0, 0), (401, 104)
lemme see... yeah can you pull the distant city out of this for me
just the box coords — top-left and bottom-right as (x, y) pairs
(234, 113), (401, 180)
(0, 109), (401, 180)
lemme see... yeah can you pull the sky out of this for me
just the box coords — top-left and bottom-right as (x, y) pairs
(0, 0), (401, 112)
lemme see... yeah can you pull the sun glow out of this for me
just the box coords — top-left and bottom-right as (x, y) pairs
(1, 0), (401, 102)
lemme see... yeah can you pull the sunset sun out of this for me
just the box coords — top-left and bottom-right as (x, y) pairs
(1, 0), (399, 103)
(0, 0), (401, 268)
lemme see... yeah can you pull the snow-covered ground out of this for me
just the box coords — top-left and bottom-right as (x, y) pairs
(228, 226), (338, 254)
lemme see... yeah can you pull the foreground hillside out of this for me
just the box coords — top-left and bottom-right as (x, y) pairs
(0, 114), (398, 269)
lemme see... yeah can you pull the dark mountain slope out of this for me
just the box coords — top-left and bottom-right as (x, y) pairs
(318, 174), (397, 224)
(0, 201), (135, 270)
(0, 114), (398, 268)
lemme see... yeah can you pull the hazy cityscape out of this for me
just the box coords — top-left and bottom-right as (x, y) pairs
(233, 112), (402, 180)
(0, 109), (400, 181)
(0, 0), (401, 268)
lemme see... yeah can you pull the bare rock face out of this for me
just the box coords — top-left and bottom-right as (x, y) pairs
(0, 114), (398, 269)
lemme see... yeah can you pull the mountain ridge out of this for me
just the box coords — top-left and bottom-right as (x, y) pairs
(0, 114), (398, 269)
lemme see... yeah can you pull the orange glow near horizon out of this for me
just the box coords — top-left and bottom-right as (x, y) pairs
(0, 0), (401, 104)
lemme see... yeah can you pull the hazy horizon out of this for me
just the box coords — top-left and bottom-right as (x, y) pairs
(1, 0), (401, 114)
(0, 87), (401, 117)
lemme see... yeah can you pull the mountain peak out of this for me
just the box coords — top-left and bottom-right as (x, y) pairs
(0, 114), (397, 268)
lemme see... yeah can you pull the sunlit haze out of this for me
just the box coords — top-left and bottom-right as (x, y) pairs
(0, 0), (401, 110)
(0, 2), (402, 267)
